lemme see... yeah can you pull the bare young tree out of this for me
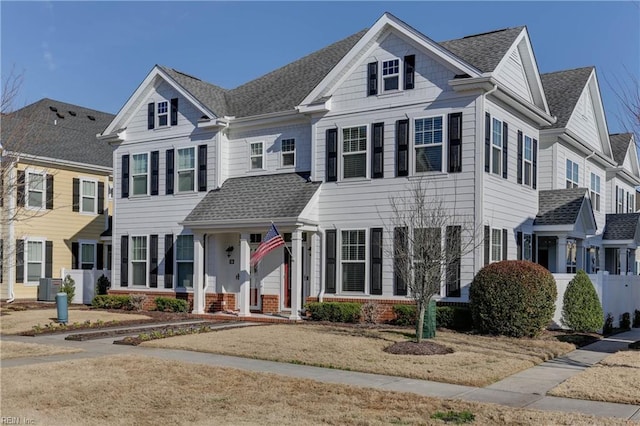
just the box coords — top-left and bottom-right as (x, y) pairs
(388, 178), (479, 342)
(608, 68), (640, 144)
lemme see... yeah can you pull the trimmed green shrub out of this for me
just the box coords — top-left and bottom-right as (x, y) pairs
(561, 270), (603, 332)
(392, 304), (417, 326)
(620, 312), (631, 330)
(155, 297), (188, 313)
(96, 275), (110, 295)
(469, 260), (557, 338)
(305, 302), (361, 323)
(603, 313), (614, 335)
(633, 309), (640, 328)
(437, 306), (473, 331)
(91, 295), (131, 309)
(60, 275), (76, 306)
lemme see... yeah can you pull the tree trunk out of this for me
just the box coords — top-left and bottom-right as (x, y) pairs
(416, 302), (426, 343)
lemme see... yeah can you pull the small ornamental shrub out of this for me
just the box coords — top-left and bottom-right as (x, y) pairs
(561, 270), (603, 332)
(620, 312), (631, 330)
(633, 309), (640, 328)
(360, 301), (383, 324)
(92, 295), (131, 309)
(96, 275), (111, 295)
(469, 260), (557, 338)
(305, 302), (362, 323)
(129, 294), (148, 311)
(392, 304), (417, 326)
(60, 275), (76, 306)
(155, 297), (188, 313)
(603, 313), (614, 335)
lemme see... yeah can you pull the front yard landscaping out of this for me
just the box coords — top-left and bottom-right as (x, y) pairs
(0, 341), (84, 360)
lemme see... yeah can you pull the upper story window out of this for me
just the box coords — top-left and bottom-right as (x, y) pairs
(131, 153), (148, 196)
(148, 98), (178, 130)
(341, 229), (366, 292)
(80, 179), (97, 213)
(157, 101), (168, 127)
(566, 159), (579, 188)
(27, 172), (45, 209)
(250, 142), (264, 170)
(382, 59), (400, 91)
(628, 192), (635, 213)
(523, 136), (533, 186)
(343, 126), (367, 179)
(281, 139), (295, 167)
(415, 116), (443, 173)
(491, 118), (503, 176)
(617, 186), (624, 213)
(367, 55), (415, 96)
(590, 173), (601, 212)
(177, 148), (195, 192)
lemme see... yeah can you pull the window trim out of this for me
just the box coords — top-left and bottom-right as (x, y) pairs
(79, 178), (98, 214)
(176, 147), (196, 193)
(249, 141), (265, 171)
(413, 115), (445, 174)
(175, 234), (194, 289)
(25, 169), (46, 210)
(617, 186), (624, 213)
(566, 159), (579, 188)
(157, 101), (169, 128)
(130, 152), (150, 196)
(523, 135), (533, 187)
(339, 228), (368, 294)
(130, 235), (148, 287)
(590, 172), (601, 212)
(381, 58), (400, 92)
(341, 125), (369, 180)
(491, 118), (503, 176)
(25, 237), (45, 285)
(281, 138), (296, 168)
(490, 228), (503, 263)
(79, 240), (97, 270)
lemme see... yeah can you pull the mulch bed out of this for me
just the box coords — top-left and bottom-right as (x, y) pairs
(384, 340), (454, 355)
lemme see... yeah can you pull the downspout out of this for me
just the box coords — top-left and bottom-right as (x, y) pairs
(7, 162), (16, 303)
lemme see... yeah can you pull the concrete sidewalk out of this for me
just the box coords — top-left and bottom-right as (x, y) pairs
(2, 325), (639, 422)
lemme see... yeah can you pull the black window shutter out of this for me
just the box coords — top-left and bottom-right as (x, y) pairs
(616, 186), (619, 212)
(372, 123), (384, 179)
(367, 62), (378, 96)
(120, 236), (128, 287)
(502, 229), (508, 260)
(121, 155), (129, 198)
(17, 170), (25, 207)
(448, 112), (462, 173)
(394, 227), (408, 296)
(484, 226), (490, 265)
(45, 241), (53, 278)
(396, 119), (409, 177)
(198, 144), (207, 191)
(166, 149), (175, 194)
(170, 98), (178, 126)
(0, 239), (3, 283)
(0, 176), (3, 208)
(150, 235), (158, 288)
(484, 113), (491, 173)
(150, 151), (159, 196)
(97, 243), (104, 270)
(516, 231), (523, 260)
(326, 129), (338, 182)
(404, 55), (415, 90)
(532, 234), (537, 263)
(164, 234), (174, 288)
(370, 228), (383, 295)
(72, 178), (80, 212)
(147, 102), (155, 130)
(46, 175), (54, 210)
(16, 239), (24, 283)
(517, 131), (523, 184)
(532, 139), (538, 189)
(325, 230), (336, 294)
(71, 242), (79, 269)
(502, 122), (508, 179)
(97, 182), (105, 214)
(446, 226), (461, 297)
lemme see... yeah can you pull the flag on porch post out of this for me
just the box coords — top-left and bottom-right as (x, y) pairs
(250, 223), (285, 267)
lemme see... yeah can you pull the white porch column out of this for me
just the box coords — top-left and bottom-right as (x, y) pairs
(576, 240), (584, 271)
(619, 248), (627, 275)
(289, 229), (303, 320)
(238, 233), (251, 317)
(557, 236), (567, 274)
(192, 232), (205, 314)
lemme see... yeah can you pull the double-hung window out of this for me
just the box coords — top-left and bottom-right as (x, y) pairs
(27, 172), (45, 208)
(617, 187), (624, 213)
(250, 142), (264, 170)
(26, 240), (44, 283)
(523, 234), (532, 261)
(80, 179), (97, 213)
(176, 235), (194, 288)
(382, 59), (400, 92)
(157, 101), (168, 127)
(342, 126), (367, 178)
(131, 154), (148, 196)
(523, 136), (533, 186)
(131, 236), (147, 286)
(491, 118), (503, 175)
(341, 230), (366, 292)
(566, 159), (579, 188)
(491, 229), (502, 262)
(281, 139), (295, 167)
(414, 116), (443, 173)
(590, 173), (601, 212)
(628, 192), (635, 213)
(80, 242), (96, 270)
(177, 148), (195, 192)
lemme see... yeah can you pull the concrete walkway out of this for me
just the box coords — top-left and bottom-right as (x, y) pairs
(2, 325), (639, 422)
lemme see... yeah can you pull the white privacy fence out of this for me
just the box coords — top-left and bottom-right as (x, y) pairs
(60, 269), (111, 304)
(552, 272), (640, 328)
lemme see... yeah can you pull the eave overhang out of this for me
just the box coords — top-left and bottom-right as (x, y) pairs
(540, 128), (618, 170)
(5, 151), (112, 174)
(180, 216), (319, 231)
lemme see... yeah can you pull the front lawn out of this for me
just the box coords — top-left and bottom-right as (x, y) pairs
(0, 341), (84, 360)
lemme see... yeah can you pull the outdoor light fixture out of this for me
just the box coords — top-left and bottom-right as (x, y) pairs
(226, 246), (234, 257)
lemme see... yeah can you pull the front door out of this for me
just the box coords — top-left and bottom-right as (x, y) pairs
(250, 263), (261, 310)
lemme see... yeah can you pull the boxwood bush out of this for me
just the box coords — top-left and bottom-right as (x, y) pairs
(469, 260), (556, 337)
(305, 302), (362, 323)
(155, 297), (189, 313)
(92, 295), (132, 309)
(561, 270), (603, 332)
(392, 304), (473, 330)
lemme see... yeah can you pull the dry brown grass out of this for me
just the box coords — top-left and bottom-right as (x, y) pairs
(0, 354), (627, 426)
(142, 324), (574, 386)
(548, 351), (640, 404)
(0, 308), (150, 335)
(0, 340), (84, 359)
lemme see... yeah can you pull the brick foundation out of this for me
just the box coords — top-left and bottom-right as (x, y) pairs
(107, 289), (236, 313)
(261, 294), (279, 314)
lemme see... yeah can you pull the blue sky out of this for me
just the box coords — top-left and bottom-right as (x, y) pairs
(1, 1), (638, 133)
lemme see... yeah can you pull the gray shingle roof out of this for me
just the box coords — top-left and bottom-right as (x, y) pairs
(603, 213), (640, 240)
(534, 188), (589, 226)
(540, 67), (593, 129)
(439, 26), (524, 73)
(184, 172), (320, 223)
(2, 98), (115, 168)
(609, 133), (633, 165)
(160, 66), (230, 117)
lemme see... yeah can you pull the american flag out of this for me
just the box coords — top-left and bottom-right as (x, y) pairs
(250, 223), (285, 266)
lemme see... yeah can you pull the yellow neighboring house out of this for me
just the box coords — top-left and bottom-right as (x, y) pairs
(1, 98), (114, 301)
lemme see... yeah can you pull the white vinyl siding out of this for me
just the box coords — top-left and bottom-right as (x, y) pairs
(342, 126), (367, 179)
(414, 116), (443, 173)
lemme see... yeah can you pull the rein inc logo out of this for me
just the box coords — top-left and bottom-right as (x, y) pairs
(1, 418), (35, 425)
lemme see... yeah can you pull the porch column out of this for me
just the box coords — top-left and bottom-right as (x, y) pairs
(238, 233), (251, 317)
(289, 229), (303, 320)
(557, 236), (567, 273)
(192, 232), (205, 314)
(576, 240), (584, 271)
(619, 248), (627, 275)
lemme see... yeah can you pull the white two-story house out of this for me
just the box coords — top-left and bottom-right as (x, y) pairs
(99, 13), (639, 320)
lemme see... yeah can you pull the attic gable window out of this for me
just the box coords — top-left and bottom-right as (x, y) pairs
(382, 59), (400, 91)
(157, 101), (168, 127)
(148, 98), (178, 129)
(367, 55), (415, 96)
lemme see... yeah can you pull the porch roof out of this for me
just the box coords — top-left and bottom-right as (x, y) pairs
(602, 213), (640, 241)
(534, 188), (594, 226)
(182, 172), (320, 226)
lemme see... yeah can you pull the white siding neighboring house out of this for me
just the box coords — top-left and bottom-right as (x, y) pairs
(99, 13), (639, 323)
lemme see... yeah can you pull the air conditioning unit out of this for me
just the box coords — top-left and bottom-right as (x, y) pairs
(38, 278), (62, 302)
